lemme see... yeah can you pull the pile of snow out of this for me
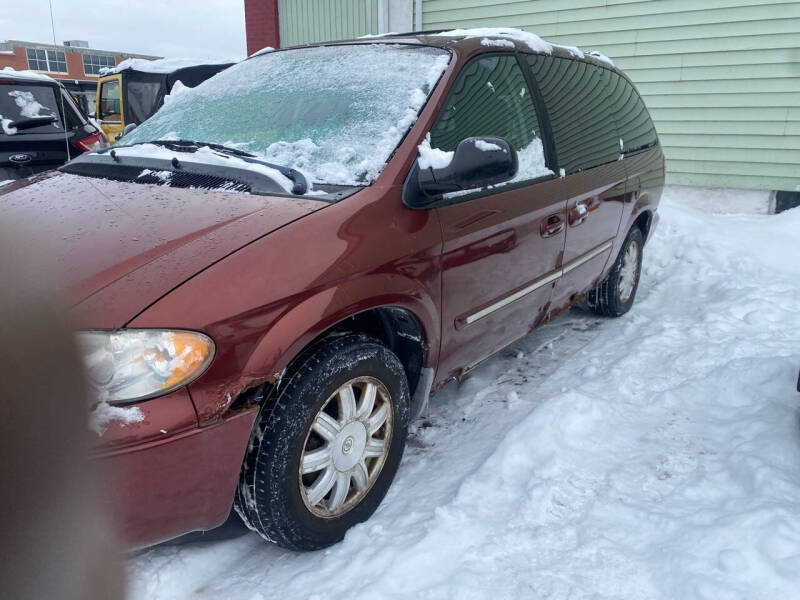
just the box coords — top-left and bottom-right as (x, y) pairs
(417, 133), (453, 170)
(473, 139), (503, 152)
(480, 38), (515, 49)
(129, 189), (800, 599)
(248, 46), (274, 57)
(161, 80), (188, 106)
(99, 57), (231, 75)
(588, 50), (615, 67)
(432, 27), (554, 54)
(433, 27), (614, 67)
(666, 184), (770, 215)
(0, 66), (56, 83)
(89, 401), (144, 436)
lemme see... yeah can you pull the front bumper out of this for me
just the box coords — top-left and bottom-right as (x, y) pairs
(94, 407), (258, 549)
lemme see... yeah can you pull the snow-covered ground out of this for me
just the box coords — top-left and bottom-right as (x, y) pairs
(129, 188), (800, 599)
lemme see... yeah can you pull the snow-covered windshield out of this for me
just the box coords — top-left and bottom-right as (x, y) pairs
(121, 44), (451, 186)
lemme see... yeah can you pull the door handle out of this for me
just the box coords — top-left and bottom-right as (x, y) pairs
(569, 201), (590, 227)
(540, 214), (564, 238)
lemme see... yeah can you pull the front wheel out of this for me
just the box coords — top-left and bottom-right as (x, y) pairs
(587, 227), (644, 317)
(234, 334), (409, 551)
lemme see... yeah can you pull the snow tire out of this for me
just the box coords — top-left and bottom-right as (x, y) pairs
(233, 333), (409, 551)
(588, 226), (644, 318)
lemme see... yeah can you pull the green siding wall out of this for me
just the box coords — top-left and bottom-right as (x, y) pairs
(279, 0), (379, 47)
(422, 0), (800, 191)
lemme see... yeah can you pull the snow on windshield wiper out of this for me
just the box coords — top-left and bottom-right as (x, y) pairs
(148, 139), (255, 158)
(110, 140), (309, 195)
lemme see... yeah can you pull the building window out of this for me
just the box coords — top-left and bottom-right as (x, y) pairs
(82, 53), (116, 76)
(26, 48), (67, 73)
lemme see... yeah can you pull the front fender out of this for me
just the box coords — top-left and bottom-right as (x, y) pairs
(179, 274), (439, 423)
(241, 273), (440, 384)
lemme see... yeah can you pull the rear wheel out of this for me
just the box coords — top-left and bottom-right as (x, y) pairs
(588, 227), (643, 317)
(234, 334), (409, 550)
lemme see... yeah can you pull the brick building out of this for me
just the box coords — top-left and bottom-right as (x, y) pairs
(0, 39), (158, 115)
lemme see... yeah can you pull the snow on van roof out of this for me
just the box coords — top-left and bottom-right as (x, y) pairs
(431, 27), (555, 54)
(431, 27), (615, 67)
(99, 57), (233, 75)
(0, 67), (57, 83)
(588, 50), (616, 67)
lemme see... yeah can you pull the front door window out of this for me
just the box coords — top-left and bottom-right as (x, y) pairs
(430, 54), (552, 189)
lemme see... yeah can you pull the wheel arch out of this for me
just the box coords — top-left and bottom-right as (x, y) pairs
(233, 276), (440, 413)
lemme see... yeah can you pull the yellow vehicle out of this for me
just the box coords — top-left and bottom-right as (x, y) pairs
(96, 60), (232, 143)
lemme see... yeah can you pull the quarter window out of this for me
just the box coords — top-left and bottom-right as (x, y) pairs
(605, 71), (658, 155)
(82, 53), (116, 76)
(527, 55), (619, 174)
(26, 48), (67, 73)
(430, 54), (552, 184)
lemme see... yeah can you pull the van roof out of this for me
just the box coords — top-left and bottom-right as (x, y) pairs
(287, 27), (618, 71)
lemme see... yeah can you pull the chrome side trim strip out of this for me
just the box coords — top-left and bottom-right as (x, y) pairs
(463, 240), (614, 325)
(465, 269), (562, 324)
(561, 240), (613, 274)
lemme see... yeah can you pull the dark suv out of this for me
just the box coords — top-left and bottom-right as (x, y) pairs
(0, 70), (107, 180)
(1, 29), (663, 551)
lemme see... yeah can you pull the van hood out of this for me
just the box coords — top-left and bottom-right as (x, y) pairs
(1, 172), (328, 327)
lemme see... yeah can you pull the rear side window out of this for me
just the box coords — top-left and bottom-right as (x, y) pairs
(0, 83), (63, 135)
(430, 54), (551, 183)
(605, 71), (657, 154)
(126, 80), (163, 125)
(527, 55), (618, 174)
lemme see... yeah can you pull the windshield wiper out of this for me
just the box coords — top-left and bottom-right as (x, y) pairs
(136, 139), (308, 195)
(147, 139), (255, 158)
(7, 115), (57, 132)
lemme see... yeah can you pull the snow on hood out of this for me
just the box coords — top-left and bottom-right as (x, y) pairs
(99, 57), (234, 75)
(109, 143), (295, 193)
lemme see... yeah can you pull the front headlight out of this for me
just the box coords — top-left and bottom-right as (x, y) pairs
(76, 329), (215, 405)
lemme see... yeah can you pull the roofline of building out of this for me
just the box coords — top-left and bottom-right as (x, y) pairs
(0, 39), (161, 60)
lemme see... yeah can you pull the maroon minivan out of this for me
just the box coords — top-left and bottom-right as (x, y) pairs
(1, 29), (663, 551)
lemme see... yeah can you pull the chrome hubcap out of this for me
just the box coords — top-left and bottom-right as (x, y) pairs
(618, 240), (640, 303)
(299, 377), (392, 518)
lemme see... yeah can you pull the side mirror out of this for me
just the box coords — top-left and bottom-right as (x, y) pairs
(417, 136), (518, 199)
(120, 123), (137, 137)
